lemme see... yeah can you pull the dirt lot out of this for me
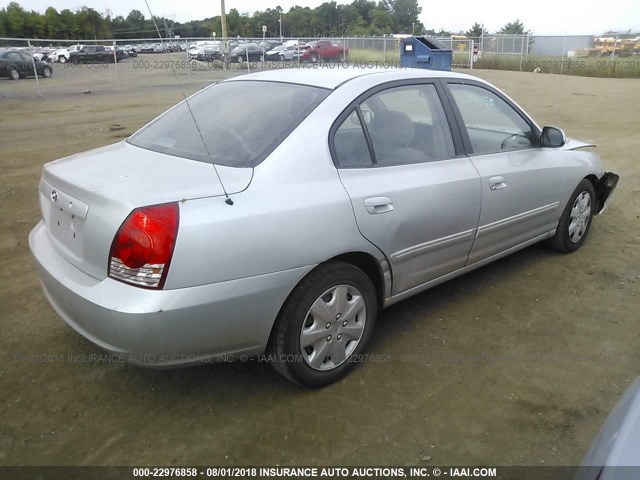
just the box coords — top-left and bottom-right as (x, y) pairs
(0, 58), (638, 467)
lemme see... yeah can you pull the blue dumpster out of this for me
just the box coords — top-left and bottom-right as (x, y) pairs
(400, 36), (452, 71)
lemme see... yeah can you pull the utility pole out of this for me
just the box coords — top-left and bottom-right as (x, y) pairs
(279, 10), (283, 41)
(221, 0), (228, 69)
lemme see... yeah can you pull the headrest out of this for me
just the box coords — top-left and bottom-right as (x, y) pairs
(371, 111), (414, 147)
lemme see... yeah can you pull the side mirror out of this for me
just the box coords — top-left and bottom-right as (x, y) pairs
(541, 126), (566, 148)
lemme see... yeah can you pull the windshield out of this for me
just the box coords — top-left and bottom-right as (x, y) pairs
(128, 81), (330, 168)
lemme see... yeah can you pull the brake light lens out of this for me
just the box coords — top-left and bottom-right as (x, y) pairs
(108, 203), (179, 289)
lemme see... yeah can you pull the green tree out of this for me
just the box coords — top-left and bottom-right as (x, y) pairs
(381, 0), (422, 33)
(351, 0), (377, 24)
(498, 19), (528, 35)
(4, 2), (28, 37)
(370, 7), (394, 34)
(316, 2), (339, 36)
(466, 22), (488, 37)
(43, 7), (63, 38)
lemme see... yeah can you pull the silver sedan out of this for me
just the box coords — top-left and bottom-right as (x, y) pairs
(29, 68), (618, 387)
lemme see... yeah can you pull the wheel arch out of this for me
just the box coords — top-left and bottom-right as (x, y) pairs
(266, 250), (389, 351)
(584, 173), (607, 213)
(329, 251), (388, 310)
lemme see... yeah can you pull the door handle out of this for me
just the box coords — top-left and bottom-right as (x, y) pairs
(364, 197), (394, 214)
(489, 176), (507, 191)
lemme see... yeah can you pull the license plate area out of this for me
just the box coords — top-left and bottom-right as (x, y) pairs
(40, 179), (88, 260)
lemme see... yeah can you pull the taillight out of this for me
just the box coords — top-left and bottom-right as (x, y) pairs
(108, 203), (179, 289)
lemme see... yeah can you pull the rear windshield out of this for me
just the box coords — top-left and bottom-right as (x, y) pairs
(128, 80), (330, 167)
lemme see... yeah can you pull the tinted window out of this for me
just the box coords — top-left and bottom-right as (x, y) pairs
(449, 83), (536, 155)
(334, 110), (372, 168)
(361, 84), (455, 166)
(129, 81), (330, 167)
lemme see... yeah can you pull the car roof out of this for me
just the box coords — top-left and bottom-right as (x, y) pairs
(225, 67), (481, 90)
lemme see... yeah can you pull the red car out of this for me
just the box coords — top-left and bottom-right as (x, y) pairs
(302, 40), (348, 63)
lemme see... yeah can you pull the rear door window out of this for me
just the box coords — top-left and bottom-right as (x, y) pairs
(361, 84), (455, 166)
(333, 110), (373, 168)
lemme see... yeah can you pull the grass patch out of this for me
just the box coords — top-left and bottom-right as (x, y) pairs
(337, 49), (640, 78)
(347, 48), (399, 64)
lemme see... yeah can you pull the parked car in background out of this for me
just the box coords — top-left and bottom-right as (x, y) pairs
(227, 44), (264, 62)
(259, 40), (282, 52)
(50, 44), (84, 63)
(138, 44), (157, 54)
(266, 44), (307, 61)
(0, 48), (52, 79)
(302, 40), (348, 63)
(69, 45), (114, 64)
(122, 45), (138, 57)
(29, 68), (618, 387)
(32, 48), (56, 62)
(188, 42), (221, 60)
(577, 376), (640, 479)
(196, 50), (223, 62)
(104, 46), (127, 62)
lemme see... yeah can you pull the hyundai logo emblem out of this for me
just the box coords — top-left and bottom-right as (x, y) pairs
(51, 190), (58, 202)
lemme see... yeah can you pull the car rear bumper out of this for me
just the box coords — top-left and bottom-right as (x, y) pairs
(29, 221), (313, 366)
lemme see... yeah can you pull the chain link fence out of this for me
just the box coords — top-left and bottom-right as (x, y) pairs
(1, 33), (638, 100)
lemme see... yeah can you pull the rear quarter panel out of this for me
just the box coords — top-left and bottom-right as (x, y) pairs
(165, 82), (389, 290)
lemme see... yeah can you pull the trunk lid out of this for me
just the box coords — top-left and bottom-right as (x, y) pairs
(39, 141), (252, 280)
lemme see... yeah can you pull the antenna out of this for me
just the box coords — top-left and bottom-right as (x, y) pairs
(143, 0), (234, 206)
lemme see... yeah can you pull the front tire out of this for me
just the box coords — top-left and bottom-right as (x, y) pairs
(59, 56), (67, 64)
(9, 68), (20, 80)
(268, 262), (378, 387)
(42, 66), (52, 78)
(546, 179), (595, 253)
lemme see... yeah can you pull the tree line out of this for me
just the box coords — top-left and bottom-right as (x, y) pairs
(0, 1), (530, 41)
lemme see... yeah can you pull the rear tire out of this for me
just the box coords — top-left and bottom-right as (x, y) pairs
(268, 261), (378, 387)
(9, 68), (19, 80)
(59, 56), (67, 64)
(546, 179), (596, 253)
(42, 66), (52, 78)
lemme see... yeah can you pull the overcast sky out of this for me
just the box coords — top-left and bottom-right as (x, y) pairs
(7, 0), (640, 35)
